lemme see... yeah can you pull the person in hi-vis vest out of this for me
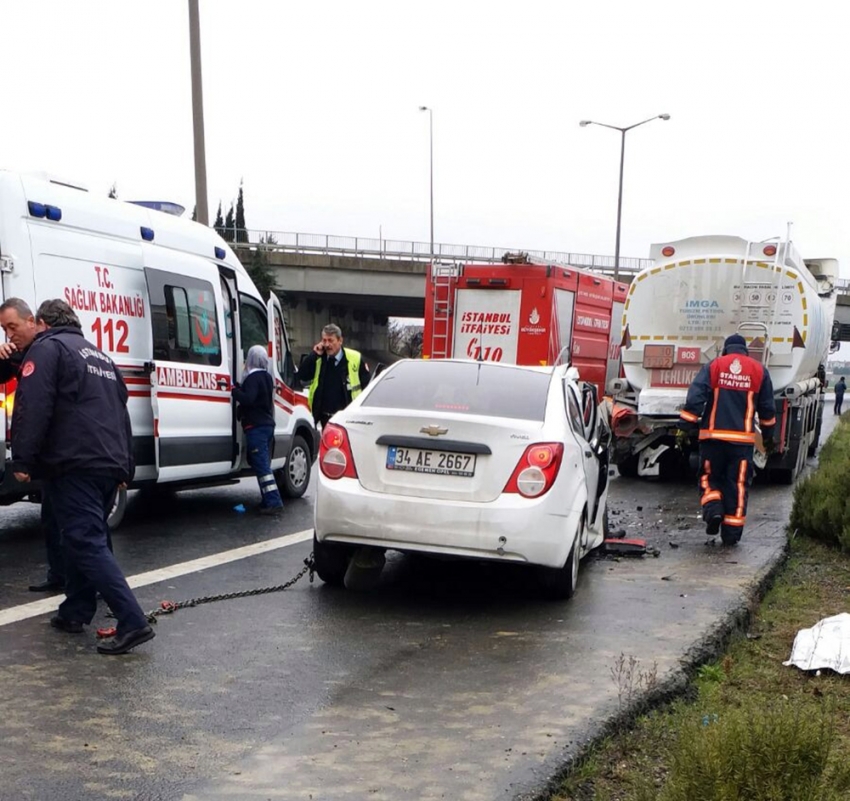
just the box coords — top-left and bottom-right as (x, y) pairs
(296, 324), (370, 428)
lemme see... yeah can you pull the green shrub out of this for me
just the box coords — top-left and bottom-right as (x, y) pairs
(631, 701), (850, 801)
(790, 419), (850, 551)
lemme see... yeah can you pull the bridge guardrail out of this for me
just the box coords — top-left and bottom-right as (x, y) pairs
(227, 229), (651, 277)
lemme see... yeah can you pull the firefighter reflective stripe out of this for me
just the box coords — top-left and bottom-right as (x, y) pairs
(745, 391), (755, 433)
(723, 514), (746, 527)
(701, 490), (722, 505)
(698, 429), (756, 444)
(259, 473), (278, 494)
(679, 409), (700, 423)
(735, 459), (748, 518)
(760, 416), (776, 427)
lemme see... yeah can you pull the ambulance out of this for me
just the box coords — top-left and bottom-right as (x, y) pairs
(422, 255), (629, 399)
(0, 169), (317, 526)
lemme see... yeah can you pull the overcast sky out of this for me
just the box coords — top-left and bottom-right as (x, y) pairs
(2, 1), (848, 273)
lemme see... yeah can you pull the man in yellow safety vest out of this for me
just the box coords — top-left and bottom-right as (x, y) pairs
(297, 323), (370, 428)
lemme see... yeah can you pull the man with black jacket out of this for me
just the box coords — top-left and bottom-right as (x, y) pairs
(11, 299), (153, 655)
(296, 324), (370, 428)
(0, 297), (66, 593)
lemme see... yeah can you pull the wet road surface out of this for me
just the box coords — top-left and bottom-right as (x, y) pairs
(0, 416), (833, 801)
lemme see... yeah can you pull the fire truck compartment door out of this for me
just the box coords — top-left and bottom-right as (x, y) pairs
(452, 289), (521, 363)
(145, 263), (234, 482)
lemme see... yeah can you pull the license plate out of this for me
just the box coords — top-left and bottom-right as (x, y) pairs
(386, 446), (476, 477)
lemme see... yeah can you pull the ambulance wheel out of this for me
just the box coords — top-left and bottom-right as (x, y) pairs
(107, 487), (128, 531)
(538, 518), (582, 601)
(312, 533), (350, 587)
(277, 435), (311, 499)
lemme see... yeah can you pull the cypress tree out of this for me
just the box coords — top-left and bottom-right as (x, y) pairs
(235, 181), (247, 243)
(224, 203), (235, 243)
(213, 201), (224, 235)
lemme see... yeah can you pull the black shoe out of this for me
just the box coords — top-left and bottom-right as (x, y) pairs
(258, 505), (284, 516)
(50, 615), (84, 634)
(721, 527), (741, 546)
(706, 514), (723, 537)
(29, 579), (65, 593)
(97, 625), (155, 655)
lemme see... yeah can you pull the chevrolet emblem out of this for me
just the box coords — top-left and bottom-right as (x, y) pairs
(420, 424), (448, 436)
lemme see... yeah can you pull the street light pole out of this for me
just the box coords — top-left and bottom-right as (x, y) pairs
(579, 114), (670, 281)
(419, 106), (434, 258)
(188, 0), (209, 226)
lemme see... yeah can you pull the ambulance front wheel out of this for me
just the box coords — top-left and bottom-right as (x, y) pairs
(276, 434), (311, 499)
(107, 486), (128, 531)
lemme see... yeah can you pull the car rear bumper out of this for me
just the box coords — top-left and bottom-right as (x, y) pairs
(315, 476), (581, 569)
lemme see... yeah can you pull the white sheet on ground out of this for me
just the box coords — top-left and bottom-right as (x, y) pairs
(783, 613), (850, 674)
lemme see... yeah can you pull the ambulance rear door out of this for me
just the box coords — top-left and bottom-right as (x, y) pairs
(144, 259), (235, 482)
(267, 293), (297, 468)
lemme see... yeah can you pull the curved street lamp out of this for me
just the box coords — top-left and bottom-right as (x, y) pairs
(580, 114), (671, 281)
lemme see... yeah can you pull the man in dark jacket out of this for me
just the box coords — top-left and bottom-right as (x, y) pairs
(11, 299), (153, 655)
(232, 345), (284, 514)
(0, 297), (66, 593)
(296, 324), (370, 428)
(834, 376), (846, 415)
(677, 334), (776, 546)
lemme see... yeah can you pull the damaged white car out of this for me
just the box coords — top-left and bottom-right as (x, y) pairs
(313, 359), (610, 599)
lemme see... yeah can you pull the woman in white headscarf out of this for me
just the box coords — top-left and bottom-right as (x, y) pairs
(232, 345), (284, 515)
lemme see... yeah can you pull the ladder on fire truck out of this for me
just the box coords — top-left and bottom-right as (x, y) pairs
(429, 263), (461, 359)
(736, 240), (785, 368)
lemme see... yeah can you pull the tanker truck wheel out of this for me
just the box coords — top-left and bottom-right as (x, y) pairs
(616, 455), (639, 478)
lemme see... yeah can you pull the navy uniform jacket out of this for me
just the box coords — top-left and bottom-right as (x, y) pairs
(11, 327), (134, 482)
(0, 349), (25, 383)
(232, 370), (275, 429)
(678, 345), (776, 445)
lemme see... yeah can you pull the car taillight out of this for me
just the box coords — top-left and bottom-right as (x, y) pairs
(503, 443), (564, 498)
(319, 423), (358, 480)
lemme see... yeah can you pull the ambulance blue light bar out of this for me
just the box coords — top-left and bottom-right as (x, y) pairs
(140, 226), (155, 242)
(28, 202), (63, 221)
(215, 246), (226, 260)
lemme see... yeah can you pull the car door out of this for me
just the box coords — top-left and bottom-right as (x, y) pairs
(565, 381), (599, 530)
(144, 260), (235, 482)
(267, 293), (298, 468)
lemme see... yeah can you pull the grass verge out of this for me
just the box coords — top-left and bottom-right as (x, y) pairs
(546, 535), (850, 801)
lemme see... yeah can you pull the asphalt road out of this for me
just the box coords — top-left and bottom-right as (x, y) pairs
(0, 415), (836, 801)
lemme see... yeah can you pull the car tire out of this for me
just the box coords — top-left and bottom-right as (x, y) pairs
(107, 486), (128, 531)
(277, 435), (311, 499)
(617, 455), (639, 478)
(312, 532), (350, 587)
(538, 518), (583, 601)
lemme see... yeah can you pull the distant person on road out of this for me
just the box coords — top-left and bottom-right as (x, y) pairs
(834, 376), (846, 415)
(0, 297), (66, 594)
(677, 334), (776, 546)
(296, 324), (370, 428)
(11, 299), (154, 655)
(232, 345), (284, 516)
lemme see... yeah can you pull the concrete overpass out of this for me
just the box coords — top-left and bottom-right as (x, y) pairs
(231, 231), (645, 357)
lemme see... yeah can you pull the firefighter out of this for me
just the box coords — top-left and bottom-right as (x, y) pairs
(297, 323), (370, 428)
(0, 297), (67, 593)
(11, 299), (154, 655)
(677, 334), (776, 546)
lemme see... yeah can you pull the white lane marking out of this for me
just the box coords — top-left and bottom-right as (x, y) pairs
(0, 528), (313, 629)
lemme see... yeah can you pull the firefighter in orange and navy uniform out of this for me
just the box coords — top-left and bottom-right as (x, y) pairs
(677, 334), (776, 545)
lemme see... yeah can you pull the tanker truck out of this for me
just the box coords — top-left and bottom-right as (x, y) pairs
(608, 235), (836, 483)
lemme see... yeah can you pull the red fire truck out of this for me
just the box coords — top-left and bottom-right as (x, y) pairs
(423, 256), (628, 398)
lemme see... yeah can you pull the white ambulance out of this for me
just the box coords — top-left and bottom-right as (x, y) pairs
(0, 169), (317, 526)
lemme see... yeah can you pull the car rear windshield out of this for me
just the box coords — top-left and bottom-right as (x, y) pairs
(362, 361), (550, 421)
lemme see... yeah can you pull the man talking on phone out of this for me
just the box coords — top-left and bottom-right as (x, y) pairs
(296, 323), (370, 428)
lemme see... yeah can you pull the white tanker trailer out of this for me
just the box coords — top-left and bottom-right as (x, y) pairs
(609, 235), (836, 483)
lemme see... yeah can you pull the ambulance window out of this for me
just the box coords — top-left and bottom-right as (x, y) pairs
(239, 295), (267, 359)
(161, 282), (221, 366)
(273, 305), (287, 375)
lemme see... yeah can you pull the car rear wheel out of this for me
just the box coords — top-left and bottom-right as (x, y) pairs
(538, 518), (583, 601)
(312, 532), (350, 587)
(277, 435), (311, 499)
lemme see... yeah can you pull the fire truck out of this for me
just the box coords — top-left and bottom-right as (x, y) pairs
(422, 255), (629, 398)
